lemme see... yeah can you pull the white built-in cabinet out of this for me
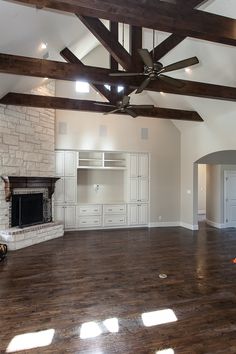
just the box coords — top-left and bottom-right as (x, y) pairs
(128, 153), (149, 202)
(128, 203), (148, 225)
(54, 151), (77, 228)
(54, 150), (149, 230)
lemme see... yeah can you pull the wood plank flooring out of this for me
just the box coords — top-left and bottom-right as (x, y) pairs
(1, 225), (236, 353)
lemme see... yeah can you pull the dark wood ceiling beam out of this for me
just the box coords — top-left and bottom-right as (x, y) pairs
(109, 21), (120, 99)
(77, 15), (133, 70)
(0, 53), (235, 101)
(60, 47), (112, 102)
(149, 1), (208, 62)
(9, 0), (236, 46)
(151, 34), (186, 62)
(130, 26), (143, 72)
(0, 92), (203, 121)
(176, 0), (208, 9)
(109, 21), (118, 72)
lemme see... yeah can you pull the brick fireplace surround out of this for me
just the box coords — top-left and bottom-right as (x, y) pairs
(0, 81), (64, 250)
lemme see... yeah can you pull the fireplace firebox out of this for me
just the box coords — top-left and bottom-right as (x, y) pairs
(12, 193), (44, 228)
(1, 176), (60, 229)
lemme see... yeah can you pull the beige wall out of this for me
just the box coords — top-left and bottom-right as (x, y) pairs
(55, 109), (181, 224)
(55, 42), (182, 225)
(206, 165), (221, 224)
(198, 164), (206, 214)
(174, 98), (236, 228)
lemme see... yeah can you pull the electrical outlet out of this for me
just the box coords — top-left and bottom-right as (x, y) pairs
(158, 216), (162, 221)
(94, 184), (100, 192)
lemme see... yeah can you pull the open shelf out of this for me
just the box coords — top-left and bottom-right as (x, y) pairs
(77, 151), (127, 169)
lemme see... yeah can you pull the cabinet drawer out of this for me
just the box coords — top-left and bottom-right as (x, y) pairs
(103, 204), (126, 214)
(78, 216), (102, 227)
(104, 215), (127, 226)
(77, 205), (101, 215)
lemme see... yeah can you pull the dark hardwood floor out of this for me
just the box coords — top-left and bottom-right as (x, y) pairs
(1, 225), (236, 354)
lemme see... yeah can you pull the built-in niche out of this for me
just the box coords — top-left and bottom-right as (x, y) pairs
(77, 169), (126, 204)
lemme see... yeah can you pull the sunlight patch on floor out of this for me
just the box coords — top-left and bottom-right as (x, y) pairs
(6, 329), (55, 352)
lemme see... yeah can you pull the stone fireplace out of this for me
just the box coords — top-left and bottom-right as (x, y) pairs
(0, 81), (64, 250)
(0, 176), (64, 250)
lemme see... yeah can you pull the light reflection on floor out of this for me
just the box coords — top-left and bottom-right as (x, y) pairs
(6, 329), (55, 353)
(141, 309), (178, 327)
(6, 309), (177, 353)
(156, 349), (175, 354)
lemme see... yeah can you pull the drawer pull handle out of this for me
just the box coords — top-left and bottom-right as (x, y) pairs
(108, 209), (112, 211)
(120, 219), (123, 222)
(82, 209), (86, 212)
(94, 221), (98, 223)
(94, 209), (98, 212)
(108, 220), (112, 222)
(82, 221), (86, 224)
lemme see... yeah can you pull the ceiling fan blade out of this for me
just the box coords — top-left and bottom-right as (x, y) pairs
(161, 56), (199, 73)
(104, 108), (119, 115)
(159, 74), (185, 88)
(135, 77), (151, 94)
(130, 104), (154, 109)
(122, 95), (130, 106)
(125, 108), (138, 118)
(138, 49), (154, 68)
(95, 102), (116, 107)
(109, 72), (144, 76)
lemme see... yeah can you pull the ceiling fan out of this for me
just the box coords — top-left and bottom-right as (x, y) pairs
(95, 95), (154, 118)
(110, 49), (199, 94)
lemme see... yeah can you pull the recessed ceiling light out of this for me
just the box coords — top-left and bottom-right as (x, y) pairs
(160, 91), (165, 95)
(185, 68), (191, 73)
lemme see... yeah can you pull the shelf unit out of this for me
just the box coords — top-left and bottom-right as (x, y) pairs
(77, 151), (127, 170)
(54, 150), (149, 230)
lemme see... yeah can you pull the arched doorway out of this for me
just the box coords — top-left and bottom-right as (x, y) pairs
(194, 150), (236, 229)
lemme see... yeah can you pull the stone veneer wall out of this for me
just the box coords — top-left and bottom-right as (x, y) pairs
(0, 81), (56, 230)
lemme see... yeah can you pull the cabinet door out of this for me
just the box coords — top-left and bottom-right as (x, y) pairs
(64, 177), (77, 203)
(139, 154), (149, 178)
(64, 151), (77, 177)
(55, 151), (64, 176)
(54, 177), (65, 203)
(128, 204), (139, 225)
(129, 154), (139, 178)
(65, 206), (76, 229)
(139, 204), (148, 225)
(139, 178), (149, 202)
(129, 178), (139, 202)
(54, 205), (65, 224)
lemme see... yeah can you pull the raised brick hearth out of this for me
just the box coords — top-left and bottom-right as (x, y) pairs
(0, 222), (64, 250)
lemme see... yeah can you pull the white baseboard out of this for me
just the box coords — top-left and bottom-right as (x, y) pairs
(149, 221), (180, 228)
(179, 222), (199, 231)
(198, 209), (206, 215)
(205, 219), (226, 229)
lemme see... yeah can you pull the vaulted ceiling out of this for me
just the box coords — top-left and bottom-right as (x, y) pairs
(0, 0), (235, 121)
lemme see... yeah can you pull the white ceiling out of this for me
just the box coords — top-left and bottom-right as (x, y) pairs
(0, 0), (235, 115)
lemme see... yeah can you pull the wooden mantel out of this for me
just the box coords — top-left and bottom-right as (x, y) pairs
(1, 176), (60, 202)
